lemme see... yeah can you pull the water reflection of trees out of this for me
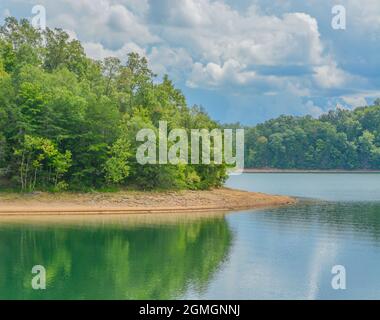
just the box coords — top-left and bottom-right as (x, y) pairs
(255, 201), (380, 240)
(0, 215), (232, 299)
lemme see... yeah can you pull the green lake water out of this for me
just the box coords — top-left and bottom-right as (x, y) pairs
(0, 173), (380, 299)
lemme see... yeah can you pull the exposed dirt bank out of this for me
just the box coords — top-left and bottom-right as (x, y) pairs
(0, 188), (296, 216)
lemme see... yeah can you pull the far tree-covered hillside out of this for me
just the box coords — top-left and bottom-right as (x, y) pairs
(244, 102), (380, 169)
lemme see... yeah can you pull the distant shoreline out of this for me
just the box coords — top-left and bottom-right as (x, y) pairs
(0, 188), (295, 216)
(244, 169), (380, 174)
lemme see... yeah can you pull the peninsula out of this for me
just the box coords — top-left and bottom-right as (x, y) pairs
(0, 188), (295, 216)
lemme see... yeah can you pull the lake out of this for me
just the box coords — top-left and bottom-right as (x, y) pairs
(0, 173), (379, 300)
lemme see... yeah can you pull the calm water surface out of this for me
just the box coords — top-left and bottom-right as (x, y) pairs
(1, 173), (380, 299)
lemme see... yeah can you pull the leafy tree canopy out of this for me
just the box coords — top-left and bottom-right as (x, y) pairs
(0, 17), (227, 191)
(244, 105), (380, 170)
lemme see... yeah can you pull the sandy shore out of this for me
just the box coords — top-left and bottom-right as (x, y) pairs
(0, 188), (295, 216)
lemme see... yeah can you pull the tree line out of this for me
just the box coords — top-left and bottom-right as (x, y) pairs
(0, 17), (227, 191)
(244, 101), (380, 170)
(2, 17), (377, 192)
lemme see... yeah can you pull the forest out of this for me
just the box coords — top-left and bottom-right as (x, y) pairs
(0, 17), (227, 191)
(1, 18), (379, 193)
(244, 102), (380, 170)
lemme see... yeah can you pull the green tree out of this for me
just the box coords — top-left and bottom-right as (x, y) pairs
(105, 136), (131, 184)
(14, 135), (71, 191)
(43, 28), (89, 78)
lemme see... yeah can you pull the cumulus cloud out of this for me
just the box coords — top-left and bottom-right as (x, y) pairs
(2, 0), (377, 122)
(11, 0), (352, 96)
(83, 42), (146, 62)
(313, 60), (349, 89)
(148, 46), (193, 80)
(347, 0), (380, 35)
(150, 2), (326, 66)
(342, 96), (368, 108)
(152, 1), (359, 96)
(304, 100), (324, 118)
(115, 0), (150, 16)
(35, 0), (159, 49)
(187, 60), (257, 88)
(146, 0), (339, 94)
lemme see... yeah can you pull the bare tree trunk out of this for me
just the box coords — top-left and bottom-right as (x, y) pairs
(25, 157), (30, 192)
(20, 152), (25, 191)
(55, 170), (59, 187)
(32, 167), (38, 191)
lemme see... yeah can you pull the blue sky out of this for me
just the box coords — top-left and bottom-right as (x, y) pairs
(1, 0), (380, 124)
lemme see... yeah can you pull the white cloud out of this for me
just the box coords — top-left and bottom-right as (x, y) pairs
(342, 96), (368, 108)
(36, 0), (159, 49)
(148, 46), (193, 80)
(152, 1), (325, 67)
(83, 42), (146, 62)
(145, 0), (354, 94)
(304, 100), (324, 118)
(347, 0), (380, 34)
(286, 82), (311, 97)
(187, 60), (257, 88)
(114, 0), (149, 16)
(313, 61), (348, 89)
(16, 0), (352, 95)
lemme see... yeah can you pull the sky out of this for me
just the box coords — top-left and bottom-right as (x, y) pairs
(1, 0), (380, 125)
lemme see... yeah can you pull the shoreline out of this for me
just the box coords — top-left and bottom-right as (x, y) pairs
(0, 188), (295, 216)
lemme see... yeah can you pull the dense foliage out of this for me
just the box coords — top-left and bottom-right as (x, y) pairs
(0, 18), (227, 191)
(0, 216), (232, 299)
(245, 103), (380, 169)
